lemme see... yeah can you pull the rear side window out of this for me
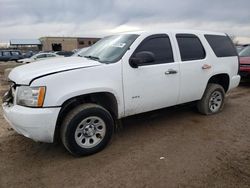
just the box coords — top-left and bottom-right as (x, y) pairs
(176, 34), (206, 61)
(134, 34), (174, 65)
(3, 51), (11, 56)
(205, 35), (237, 57)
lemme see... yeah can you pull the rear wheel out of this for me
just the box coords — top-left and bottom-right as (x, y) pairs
(197, 84), (225, 115)
(61, 103), (114, 156)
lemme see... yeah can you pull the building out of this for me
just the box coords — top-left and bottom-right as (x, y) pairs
(40, 37), (100, 52)
(9, 39), (42, 51)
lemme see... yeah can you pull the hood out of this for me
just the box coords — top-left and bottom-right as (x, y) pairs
(240, 57), (250, 65)
(9, 57), (102, 85)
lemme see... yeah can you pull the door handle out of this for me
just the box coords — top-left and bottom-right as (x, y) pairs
(165, 69), (178, 75)
(202, 64), (212, 70)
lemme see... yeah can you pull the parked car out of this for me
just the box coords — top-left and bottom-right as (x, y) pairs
(2, 30), (240, 156)
(54, 51), (74, 57)
(18, 52), (61, 63)
(0, 50), (23, 62)
(22, 51), (36, 58)
(239, 45), (250, 77)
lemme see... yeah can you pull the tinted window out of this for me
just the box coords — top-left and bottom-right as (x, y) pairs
(176, 34), (206, 61)
(205, 35), (237, 57)
(11, 51), (20, 56)
(134, 35), (174, 65)
(3, 51), (11, 56)
(46, 54), (56, 57)
(36, 54), (46, 59)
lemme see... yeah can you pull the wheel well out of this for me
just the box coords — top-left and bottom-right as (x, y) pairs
(54, 92), (118, 142)
(207, 74), (230, 92)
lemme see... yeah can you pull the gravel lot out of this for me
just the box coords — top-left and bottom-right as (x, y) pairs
(0, 62), (250, 188)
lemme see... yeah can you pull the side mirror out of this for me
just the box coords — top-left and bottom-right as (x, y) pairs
(129, 51), (155, 68)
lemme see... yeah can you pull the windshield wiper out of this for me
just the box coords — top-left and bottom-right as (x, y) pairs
(84, 55), (100, 61)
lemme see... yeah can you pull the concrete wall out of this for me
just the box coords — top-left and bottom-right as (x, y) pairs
(77, 38), (100, 49)
(40, 37), (78, 51)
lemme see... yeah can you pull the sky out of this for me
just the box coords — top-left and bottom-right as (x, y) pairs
(1, 0), (250, 44)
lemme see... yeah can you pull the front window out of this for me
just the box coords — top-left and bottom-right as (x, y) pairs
(79, 34), (139, 63)
(35, 54), (46, 59)
(239, 46), (250, 57)
(11, 51), (20, 56)
(46, 54), (56, 57)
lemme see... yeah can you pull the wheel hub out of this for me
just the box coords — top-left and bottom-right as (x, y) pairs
(83, 125), (96, 137)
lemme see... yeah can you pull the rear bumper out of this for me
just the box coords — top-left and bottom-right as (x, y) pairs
(229, 75), (241, 90)
(2, 103), (60, 143)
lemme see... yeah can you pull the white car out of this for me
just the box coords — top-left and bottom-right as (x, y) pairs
(2, 29), (240, 156)
(18, 52), (60, 63)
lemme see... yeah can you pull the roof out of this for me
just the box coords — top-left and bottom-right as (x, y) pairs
(10, 39), (41, 45)
(122, 29), (226, 36)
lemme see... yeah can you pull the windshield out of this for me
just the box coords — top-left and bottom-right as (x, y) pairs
(80, 34), (139, 63)
(239, 46), (250, 57)
(31, 54), (39, 59)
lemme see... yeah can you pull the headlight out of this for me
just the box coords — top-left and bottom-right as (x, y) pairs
(16, 86), (46, 107)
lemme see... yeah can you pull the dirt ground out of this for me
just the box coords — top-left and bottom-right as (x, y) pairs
(0, 62), (250, 188)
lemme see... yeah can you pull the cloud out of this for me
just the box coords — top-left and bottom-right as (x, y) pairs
(0, 0), (250, 42)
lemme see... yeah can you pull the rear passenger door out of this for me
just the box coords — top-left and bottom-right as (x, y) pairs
(2, 51), (11, 61)
(175, 34), (211, 104)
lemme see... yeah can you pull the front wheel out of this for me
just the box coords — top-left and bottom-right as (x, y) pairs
(61, 103), (114, 156)
(197, 84), (225, 115)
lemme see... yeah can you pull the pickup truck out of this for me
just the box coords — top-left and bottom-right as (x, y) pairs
(2, 30), (240, 156)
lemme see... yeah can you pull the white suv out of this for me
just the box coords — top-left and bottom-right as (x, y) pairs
(2, 30), (240, 156)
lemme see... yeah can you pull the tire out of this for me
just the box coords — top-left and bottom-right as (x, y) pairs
(61, 103), (114, 156)
(197, 83), (225, 115)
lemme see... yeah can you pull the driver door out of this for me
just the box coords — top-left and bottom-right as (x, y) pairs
(122, 34), (180, 116)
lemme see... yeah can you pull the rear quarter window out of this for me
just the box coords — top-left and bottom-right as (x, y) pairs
(205, 35), (237, 57)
